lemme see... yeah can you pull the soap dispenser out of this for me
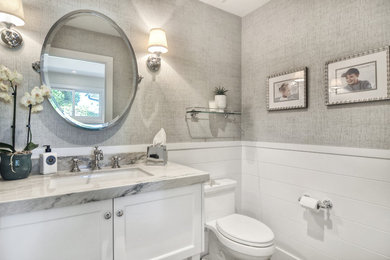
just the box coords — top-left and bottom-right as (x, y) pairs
(40, 145), (57, 174)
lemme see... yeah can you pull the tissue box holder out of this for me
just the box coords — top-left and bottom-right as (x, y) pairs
(146, 145), (167, 165)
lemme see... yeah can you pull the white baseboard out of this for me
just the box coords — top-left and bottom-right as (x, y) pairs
(273, 246), (301, 260)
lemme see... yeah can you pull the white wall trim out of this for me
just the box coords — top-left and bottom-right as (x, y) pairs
(31, 141), (243, 159)
(31, 141), (389, 159)
(242, 141), (390, 160)
(168, 141), (242, 151)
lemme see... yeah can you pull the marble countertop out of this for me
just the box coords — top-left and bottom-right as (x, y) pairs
(0, 162), (209, 216)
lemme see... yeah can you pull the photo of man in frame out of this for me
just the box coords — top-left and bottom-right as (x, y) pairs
(335, 62), (377, 94)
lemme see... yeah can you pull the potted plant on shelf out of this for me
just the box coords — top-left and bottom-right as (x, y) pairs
(214, 86), (228, 111)
(0, 65), (51, 180)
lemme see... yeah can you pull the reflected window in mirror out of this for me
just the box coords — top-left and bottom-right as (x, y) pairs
(43, 48), (113, 124)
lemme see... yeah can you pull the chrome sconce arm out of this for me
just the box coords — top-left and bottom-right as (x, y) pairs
(32, 61), (40, 73)
(0, 0), (25, 49)
(1, 22), (23, 48)
(146, 53), (161, 72)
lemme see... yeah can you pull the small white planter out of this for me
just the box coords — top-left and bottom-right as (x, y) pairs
(209, 100), (217, 111)
(215, 95), (227, 110)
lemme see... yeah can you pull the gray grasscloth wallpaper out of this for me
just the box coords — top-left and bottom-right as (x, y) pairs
(0, 0), (241, 149)
(1, 0), (388, 150)
(242, 0), (390, 149)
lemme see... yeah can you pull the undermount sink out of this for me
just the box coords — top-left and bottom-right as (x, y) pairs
(82, 167), (152, 180)
(48, 167), (153, 189)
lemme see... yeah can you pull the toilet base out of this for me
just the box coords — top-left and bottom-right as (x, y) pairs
(206, 230), (272, 260)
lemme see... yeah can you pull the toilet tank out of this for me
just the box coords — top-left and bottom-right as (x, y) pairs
(204, 179), (237, 222)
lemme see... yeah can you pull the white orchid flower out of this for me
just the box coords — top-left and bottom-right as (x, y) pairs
(0, 65), (8, 76)
(31, 104), (43, 113)
(40, 84), (51, 97)
(0, 92), (12, 102)
(0, 65), (9, 81)
(7, 71), (16, 81)
(20, 92), (36, 107)
(0, 82), (8, 92)
(11, 71), (23, 85)
(31, 86), (44, 104)
(3, 66), (12, 79)
(0, 71), (7, 81)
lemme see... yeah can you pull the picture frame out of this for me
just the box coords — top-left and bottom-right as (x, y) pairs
(325, 46), (390, 105)
(266, 67), (307, 111)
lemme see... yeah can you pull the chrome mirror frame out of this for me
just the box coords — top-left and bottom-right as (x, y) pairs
(38, 9), (141, 130)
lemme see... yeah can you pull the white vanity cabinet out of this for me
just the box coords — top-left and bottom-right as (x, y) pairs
(0, 184), (203, 260)
(114, 183), (202, 260)
(0, 199), (113, 260)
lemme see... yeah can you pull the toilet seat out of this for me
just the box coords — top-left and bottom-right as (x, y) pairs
(216, 214), (274, 247)
(206, 214), (275, 258)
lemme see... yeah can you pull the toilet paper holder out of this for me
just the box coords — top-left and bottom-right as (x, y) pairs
(298, 195), (333, 210)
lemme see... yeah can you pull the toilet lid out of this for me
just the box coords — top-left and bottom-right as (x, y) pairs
(216, 214), (274, 247)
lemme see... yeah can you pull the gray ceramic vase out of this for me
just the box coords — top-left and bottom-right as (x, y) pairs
(0, 153), (32, 181)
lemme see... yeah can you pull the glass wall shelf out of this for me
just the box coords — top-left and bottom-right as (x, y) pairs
(186, 107), (241, 119)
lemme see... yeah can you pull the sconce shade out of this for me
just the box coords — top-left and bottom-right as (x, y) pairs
(0, 0), (25, 26)
(148, 28), (168, 54)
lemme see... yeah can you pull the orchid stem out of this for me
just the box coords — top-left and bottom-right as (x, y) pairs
(11, 84), (17, 148)
(26, 104), (32, 146)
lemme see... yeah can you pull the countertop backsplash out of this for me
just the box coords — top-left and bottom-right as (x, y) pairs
(31, 152), (147, 175)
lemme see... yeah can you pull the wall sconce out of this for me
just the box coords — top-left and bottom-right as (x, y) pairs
(0, 0), (25, 48)
(146, 28), (168, 72)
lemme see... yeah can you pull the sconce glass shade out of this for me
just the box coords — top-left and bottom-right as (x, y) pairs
(147, 28), (168, 54)
(0, 0), (25, 26)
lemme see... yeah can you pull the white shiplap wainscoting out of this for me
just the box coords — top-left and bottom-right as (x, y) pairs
(241, 142), (390, 260)
(31, 141), (390, 259)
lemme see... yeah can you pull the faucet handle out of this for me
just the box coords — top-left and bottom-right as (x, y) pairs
(71, 158), (81, 172)
(112, 156), (121, 168)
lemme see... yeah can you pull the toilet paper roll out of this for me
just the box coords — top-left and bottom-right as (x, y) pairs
(299, 196), (320, 211)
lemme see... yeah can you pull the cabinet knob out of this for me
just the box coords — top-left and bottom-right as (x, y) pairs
(116, 209), (124, 217)
(104, 212), (112, 220)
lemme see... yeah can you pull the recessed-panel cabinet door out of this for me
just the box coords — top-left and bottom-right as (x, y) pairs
(114, 184), (202, 260)
(0, 200), (113, 260)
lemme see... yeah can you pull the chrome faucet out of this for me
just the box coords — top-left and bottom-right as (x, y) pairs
(92, 146), (104, 170)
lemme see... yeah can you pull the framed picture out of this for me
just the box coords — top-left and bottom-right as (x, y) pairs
(325, 46), (390, 105)
(267, 67), (307, 111)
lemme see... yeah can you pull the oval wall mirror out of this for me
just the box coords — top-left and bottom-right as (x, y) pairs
(39, 10), (140, 130)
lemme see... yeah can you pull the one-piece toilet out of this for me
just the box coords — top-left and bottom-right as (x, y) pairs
(204, 179), (275, 260)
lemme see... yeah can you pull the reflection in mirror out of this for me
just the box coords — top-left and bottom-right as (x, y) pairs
(46, 49), (112, 124)
(41, 10), (138, 130)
